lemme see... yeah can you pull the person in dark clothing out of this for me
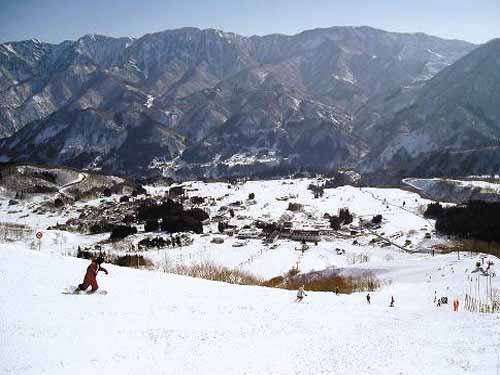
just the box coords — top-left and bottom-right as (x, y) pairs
(390, 296), (395, 307)
(77, 256), (108, 292)
(296, 285), (307, 302)
(366, 293), (371, 304)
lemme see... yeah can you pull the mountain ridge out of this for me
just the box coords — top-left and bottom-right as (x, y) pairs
(2, 25), (495, 180)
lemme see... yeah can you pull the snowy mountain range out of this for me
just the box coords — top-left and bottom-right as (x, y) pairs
(1, 26), (499, 179)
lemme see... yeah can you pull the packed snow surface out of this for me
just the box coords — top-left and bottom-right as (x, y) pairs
(1, 247), (499, 375)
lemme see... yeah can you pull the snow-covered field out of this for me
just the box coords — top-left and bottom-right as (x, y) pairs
(1, 178), (499, 374)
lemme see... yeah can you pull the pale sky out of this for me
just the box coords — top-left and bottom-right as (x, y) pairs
(1, 0), (499, 44)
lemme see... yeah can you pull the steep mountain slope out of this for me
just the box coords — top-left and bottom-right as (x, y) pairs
(360, 38), (500, 179)
(0, 26), (476, 176)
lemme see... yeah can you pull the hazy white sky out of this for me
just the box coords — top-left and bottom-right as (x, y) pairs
(1, 0), (499, 44)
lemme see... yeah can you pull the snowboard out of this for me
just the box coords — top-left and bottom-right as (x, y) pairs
(62, 286), (107, 295)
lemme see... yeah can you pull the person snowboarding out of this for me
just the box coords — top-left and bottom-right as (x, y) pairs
(366, 293), (371, 304)
(76, 256), (108, 293)
(296, 285), (307, 302)
(390, 296), (395, 307)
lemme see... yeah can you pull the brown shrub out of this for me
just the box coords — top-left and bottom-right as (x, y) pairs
(262, 276), (285, 288)
(265, 272), (380, 294)
(163, 261), (262, 286)
(111, 255), (154, 268)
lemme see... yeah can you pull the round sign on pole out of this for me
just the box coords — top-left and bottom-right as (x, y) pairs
(36, 232), (43, 240)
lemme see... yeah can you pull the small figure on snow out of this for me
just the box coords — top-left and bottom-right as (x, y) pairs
(366, 293), (371, 304)
(76, 256), (108, 293)
(296, 285), (307, 302)
(390, 296), (395, 307)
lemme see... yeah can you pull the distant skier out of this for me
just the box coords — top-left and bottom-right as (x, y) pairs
(76, 256), (108, 293)
(296, 285), (307, 302)
(390, 296), (395, 307)
(366, 293), (371, 304)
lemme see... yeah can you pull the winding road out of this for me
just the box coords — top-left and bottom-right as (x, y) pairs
(58, 172), (87, 199)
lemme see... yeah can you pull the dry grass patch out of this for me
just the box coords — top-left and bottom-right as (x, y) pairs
(264, 268), (380, 294)
(163, 261), (263, 286)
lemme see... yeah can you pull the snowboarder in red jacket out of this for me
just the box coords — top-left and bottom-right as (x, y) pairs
(77, 256), (108, 292)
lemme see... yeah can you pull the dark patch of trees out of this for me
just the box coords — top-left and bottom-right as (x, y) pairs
(145, 219), (160, 232)
(186, 208), (209, 222)
(109, 225), (138, 240)
(137, 199), (184, 221)
(138, 236), (168, 249)
(161, 215), (202, 234)
(324, 172), (355, 189)
(122, 215), (135, 224)
(103, 188), (112, 197)
(329, 216), (342, 230)
(138, 199), (206, 234)
(248, 192), (255, 200)
(371, 215), (383, 224)
(426, 201), (500, 242)
(120, 195), (130, 203)
(329, 208), (353, 229)
(339, 208), (353, 225)
(424, 202), (445, 219)
(89, 222), (115, 235)
(308, 184), (324, 198)
(169, 186), (184, 198)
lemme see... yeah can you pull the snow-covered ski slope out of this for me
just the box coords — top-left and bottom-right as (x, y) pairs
(1, 247), (499, 375)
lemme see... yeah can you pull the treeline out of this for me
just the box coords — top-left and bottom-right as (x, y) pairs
(424, 201), (500, 242)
